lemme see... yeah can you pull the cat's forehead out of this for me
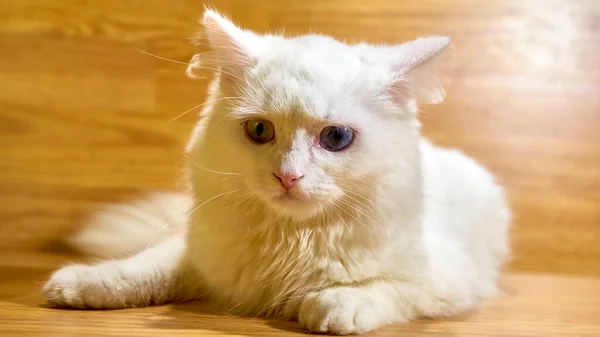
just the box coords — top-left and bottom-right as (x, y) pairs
(241, 35), (382, 121)
(259, 35), (365, 78)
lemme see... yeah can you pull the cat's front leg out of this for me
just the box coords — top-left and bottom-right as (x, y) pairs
(298, 286), (391, 335)
(43, 236), (199, 309)
(298, 279), (476, 335)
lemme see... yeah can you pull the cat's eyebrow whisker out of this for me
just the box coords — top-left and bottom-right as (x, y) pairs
(166, 96), (244, 124)
(135, 48), (190, 65)
(165, 102), (206, 125)
(183, 153), (241, 176)
(208, 109), (245, 131)
(189, 63), (248, 83)
(136, 48), (250, 85)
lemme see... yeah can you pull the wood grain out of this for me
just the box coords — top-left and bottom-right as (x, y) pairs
(1, 0), (599, 335)
(0, 253), (599, 336)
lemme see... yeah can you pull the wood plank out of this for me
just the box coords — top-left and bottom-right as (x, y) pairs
(0, 253), (599, 336)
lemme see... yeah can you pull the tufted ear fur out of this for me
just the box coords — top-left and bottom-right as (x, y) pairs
(386, 36), (453, 107)
(187, 9), (258, 84)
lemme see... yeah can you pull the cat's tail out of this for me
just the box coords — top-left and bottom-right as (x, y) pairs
(67, 192), (190, 259)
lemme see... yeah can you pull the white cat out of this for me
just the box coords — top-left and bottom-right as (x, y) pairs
(44, 9), (510, 335)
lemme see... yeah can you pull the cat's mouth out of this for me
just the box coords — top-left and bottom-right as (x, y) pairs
(275, 191), (308, 202)
(253, 184), (324, 219)
(266, 189), (321, 217)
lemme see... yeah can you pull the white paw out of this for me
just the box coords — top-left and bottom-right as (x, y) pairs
(43, 263), (129, 309)
(299, 288), (382, 335)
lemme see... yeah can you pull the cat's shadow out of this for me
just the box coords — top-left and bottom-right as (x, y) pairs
(4, 266), (305, 336)
(160, 301), (468, 336)
(158, 301), (308, 335)
(11, 264), (470, 337)
(28, 296), (466, 336)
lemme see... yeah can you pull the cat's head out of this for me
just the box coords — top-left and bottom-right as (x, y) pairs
(187, 9), (452, 221)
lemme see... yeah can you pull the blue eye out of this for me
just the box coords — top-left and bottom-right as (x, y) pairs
(319, 125), (354, 151)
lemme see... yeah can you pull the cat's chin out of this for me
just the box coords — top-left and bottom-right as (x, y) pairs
(266, 194), (322, 221)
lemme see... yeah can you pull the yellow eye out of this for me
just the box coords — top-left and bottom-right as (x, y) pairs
(245, 119), (275, 144)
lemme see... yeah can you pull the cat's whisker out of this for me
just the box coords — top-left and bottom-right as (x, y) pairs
(146, 221), (174, 249)
(330, 204), (349, 231)
(221, 175), (241, 182)
(240, 196), (252, 215)
(340, 191), (379, 219)
(334, 202), (377, 236)
(135, 48), (190, 65)
(184, 189), (240, 225)
(221, 190), (254, 211)
(317, 200), (327, 225)
(145, 195), (194, 249)
(183, 153), (241, 176)
(331, 203), (360, 244)
(227, 192), (260, 228)
(342, 192), (376, 212)
(324, 203), (335, 224)
(146, 204), (188, 249)
(336, 195), (377, 220)
(343, 190), (381, 219)
(343, 188), (373, 203)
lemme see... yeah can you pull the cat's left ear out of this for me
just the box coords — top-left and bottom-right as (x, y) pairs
(187, 9), (259, 84)
(386, 36), (453, 106)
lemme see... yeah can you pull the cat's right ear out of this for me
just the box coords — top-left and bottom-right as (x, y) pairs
(187, 9), (257, 83)
(386, 36), (453, 107)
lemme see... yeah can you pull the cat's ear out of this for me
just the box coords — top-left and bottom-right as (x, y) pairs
(387, 36), (453, 107)
(187, 9), (257, 83)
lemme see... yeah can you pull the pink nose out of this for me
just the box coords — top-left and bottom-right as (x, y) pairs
(274, 172), (304, 190)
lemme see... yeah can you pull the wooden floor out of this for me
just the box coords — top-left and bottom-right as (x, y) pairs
(1, 254), (599, 336)
(1, 0), (599, 335)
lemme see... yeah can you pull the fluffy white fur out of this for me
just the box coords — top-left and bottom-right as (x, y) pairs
(44, 9), (510, 335)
